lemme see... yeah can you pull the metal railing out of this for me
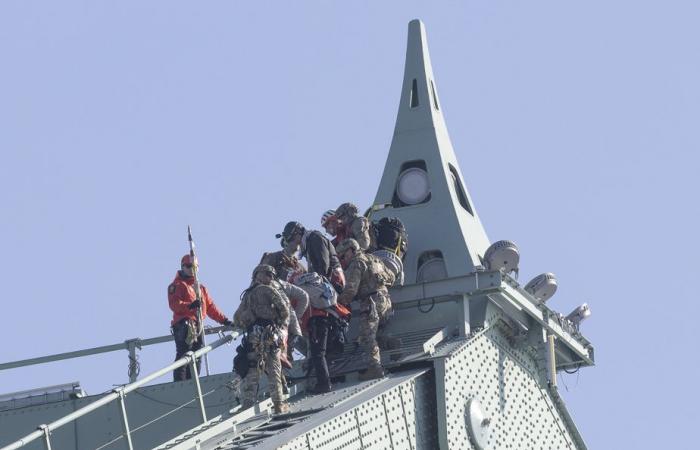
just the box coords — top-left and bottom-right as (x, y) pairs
(0, 326), (231, 383)
(1, 331), (240, 450)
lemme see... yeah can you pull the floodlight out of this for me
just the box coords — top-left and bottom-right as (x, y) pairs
(483, 240), (519, 276)
(524, 272), (558, 303)
(566, 303), (591, 330)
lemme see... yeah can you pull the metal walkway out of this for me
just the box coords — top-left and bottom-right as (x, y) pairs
(157, 368), (432, 450)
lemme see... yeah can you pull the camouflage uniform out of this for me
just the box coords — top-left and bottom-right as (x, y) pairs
(336, 203), (372, 251)
(271, 279), (308, 337)
(337, 250), (392, 371)
(260, 250), (306, 282)
(233, 278), (290, 409)
(347, 216), (371, 251)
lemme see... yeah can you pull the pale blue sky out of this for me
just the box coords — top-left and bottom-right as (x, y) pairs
(1, 2), (699, 448)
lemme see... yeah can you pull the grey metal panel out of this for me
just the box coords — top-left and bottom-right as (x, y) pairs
(157, 369), (437, 450)
(276, 371), (437, 450)
(381, 272), (593, 368)
(496, 284), (593, 365)
(435, 319), (581, 450)
(170, 399), (274, 450)
(389, 272), (501, 304)
(0, 373), (238, 450)
(0, 382), (83, 411)
(411, 370), (438, 450)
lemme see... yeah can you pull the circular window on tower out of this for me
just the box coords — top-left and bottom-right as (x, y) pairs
(397, 168), (430, 204)
(392, 160), (431, 207)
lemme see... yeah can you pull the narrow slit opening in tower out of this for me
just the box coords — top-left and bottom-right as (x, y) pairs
(430, 79), (439, 110)
(448, 164), (473, 215)
(410, 79), (419, 108)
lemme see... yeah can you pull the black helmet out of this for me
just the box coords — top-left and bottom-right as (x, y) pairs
(276, 221), (305, 241)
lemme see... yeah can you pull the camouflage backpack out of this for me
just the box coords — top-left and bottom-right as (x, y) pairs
(233, 290), (256, 329)
(366, 253), (396, 288)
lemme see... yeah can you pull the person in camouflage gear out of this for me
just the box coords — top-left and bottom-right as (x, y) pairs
(270, 276), (309, 363)
(233, 265), (291, 414)
(335, 203), (372, 251)
(259, 246), (306, 283)
(336, 239), (394, 380)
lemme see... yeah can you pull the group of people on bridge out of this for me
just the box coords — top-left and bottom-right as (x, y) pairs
(167, 203), (407, 414)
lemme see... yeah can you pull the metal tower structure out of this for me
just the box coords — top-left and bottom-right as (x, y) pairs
(0, 19), (595, 450)
(372, 19), (490, 285)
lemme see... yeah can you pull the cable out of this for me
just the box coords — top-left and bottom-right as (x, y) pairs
(132, 383), (233, 409)
(94, 393), (210, 450)
(563, 364), (581, 375)
(94, 380), (238, 450)
(417, 297), (435, 314)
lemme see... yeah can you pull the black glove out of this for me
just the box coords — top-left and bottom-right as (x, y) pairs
(188, 299), (202, 310)
(223, 319), (233, 327)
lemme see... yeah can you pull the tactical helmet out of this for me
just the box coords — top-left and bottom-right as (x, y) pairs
(277, 221), (305, 240)
(181, 254), (197, 266)
(336, 238), (360, 254)
(252, 264), (276, 279)
(335, 203), (359, 220)
(321, 210), (336, 227)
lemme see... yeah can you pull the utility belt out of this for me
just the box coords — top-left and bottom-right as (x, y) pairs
(245, 319), (283, 352)
(172, 317), (201, 329)
(246, 318), (275, 332)
(172, 318), (201, 346)
(233, 319), (283, 378)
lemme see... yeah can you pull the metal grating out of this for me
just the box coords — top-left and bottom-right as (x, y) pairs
(439, 318), (579, 450)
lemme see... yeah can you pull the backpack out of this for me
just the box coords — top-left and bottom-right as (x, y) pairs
(233, 290), (256, 329)
(294, 272), (337, 309)
(366, 253), (396, 288)
(372, 249), (404, 286)
(372, 217), (408, 258)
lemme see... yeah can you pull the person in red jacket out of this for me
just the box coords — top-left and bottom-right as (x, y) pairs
(168, 254), (232, 381)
